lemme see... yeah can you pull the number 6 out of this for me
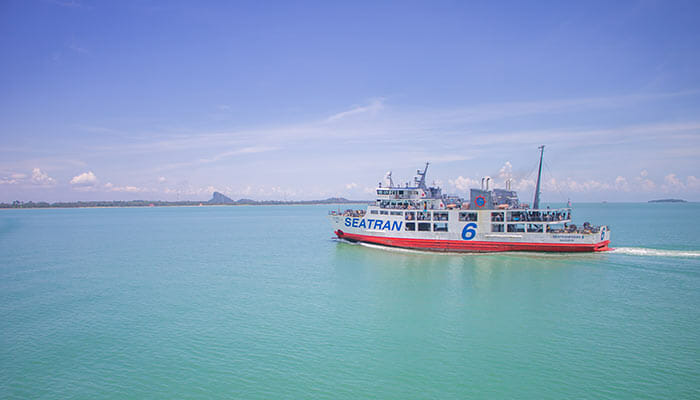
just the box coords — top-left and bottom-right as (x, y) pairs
(462, 223), (477, 240)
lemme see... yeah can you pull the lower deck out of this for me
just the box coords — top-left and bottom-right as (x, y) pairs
(329, 206), (611, 253)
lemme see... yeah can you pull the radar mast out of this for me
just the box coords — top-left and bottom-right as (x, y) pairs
(533, 145), (545, 209)
(415, 162), (429, 189)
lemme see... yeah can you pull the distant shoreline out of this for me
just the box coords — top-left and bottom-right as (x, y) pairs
(0, 199), (372, 209)
(648, 199), (687, 203)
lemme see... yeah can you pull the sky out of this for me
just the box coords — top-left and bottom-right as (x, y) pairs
(1, 0), (699, 203)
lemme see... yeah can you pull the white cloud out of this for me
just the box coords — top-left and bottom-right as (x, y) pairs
(634, 170), (656, 191)
(0, 177), (19, 185)
(553, 178), (610, 192)
(514, 178), (536, 191)
(664, 173), (683, 187)
(31, 168), (56, 186)
(449, 176), (480, 191)
(498, 161), (513, 181)
(70, 171), (98, 187)
(687, 176), (700, 190)
(614, 176), (630, 192)
(158, 176), (167, 183)
(345, 182), (358, 189)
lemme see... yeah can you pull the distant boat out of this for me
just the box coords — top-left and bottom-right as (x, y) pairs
(329, 146), (611, 253)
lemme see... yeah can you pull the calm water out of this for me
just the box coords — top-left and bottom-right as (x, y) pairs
(1, 203), (699, 399)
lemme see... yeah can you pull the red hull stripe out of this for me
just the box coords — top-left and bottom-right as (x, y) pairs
(335, 231), (611, 253)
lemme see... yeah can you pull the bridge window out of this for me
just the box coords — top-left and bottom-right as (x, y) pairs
(418, 222), (431, 231)
(405, 222), (416, 231)
(370, 210), (378, 215)
(434, 212), (448, 221)
(507, 224), (526, 233)
(459, 212), (477, 221)
(491, 212), (504, 222)
(433, 223), (448, 232)
(492, 224), (504, 232)
(390, 211), (403, 216)
(380, 210), (388, 215)
(417, 211), (431, 221)
(405, 211), (415, 221)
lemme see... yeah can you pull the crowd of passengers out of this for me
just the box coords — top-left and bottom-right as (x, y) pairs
(378, 202), (436, 210)
(404, 211), (449, 221)
(492, 210), (570, 222)
(332, 209), (365, 217)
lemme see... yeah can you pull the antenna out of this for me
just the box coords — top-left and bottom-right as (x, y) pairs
(533, 145), (545, 209)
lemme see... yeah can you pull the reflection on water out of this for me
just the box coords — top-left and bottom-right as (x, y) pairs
(330, 239), (605, 297)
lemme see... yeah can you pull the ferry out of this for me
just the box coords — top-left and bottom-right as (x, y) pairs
(329, 146), (611, 252)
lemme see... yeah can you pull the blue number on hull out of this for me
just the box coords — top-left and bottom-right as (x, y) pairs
(461, 223), (477, 240)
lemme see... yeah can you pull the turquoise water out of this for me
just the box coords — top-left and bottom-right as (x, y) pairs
(1, 203), (699, 399)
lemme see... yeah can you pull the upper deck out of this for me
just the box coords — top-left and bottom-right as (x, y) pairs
(331, 160), (605, 235)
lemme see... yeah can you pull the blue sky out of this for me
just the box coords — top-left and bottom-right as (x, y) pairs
(1, 0), (699, 202)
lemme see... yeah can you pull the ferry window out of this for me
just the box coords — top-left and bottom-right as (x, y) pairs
(433, 223), (448, 232)
(459, 212), (477, 222)
(370, 210), (378, 215)
(491, 212), (504, 222)
(418, 222), (431, 231)
(390, 211), (403, 216)
(405, 222), (416, 231)
(417, 211), (431, 221)
(507, 211), (524, 222)
(527, 224), (543, 233)
(380, 210), (388, 215)
(434, 212), (448, 221)
(492, 224), (504, 232)
(405, 211), (415, 221)
(507, 224), (526, 233)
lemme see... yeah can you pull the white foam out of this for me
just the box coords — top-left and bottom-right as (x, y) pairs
(612, 247), (700, 258)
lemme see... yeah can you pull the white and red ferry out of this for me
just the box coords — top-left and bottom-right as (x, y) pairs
(330, 146), (611, 252)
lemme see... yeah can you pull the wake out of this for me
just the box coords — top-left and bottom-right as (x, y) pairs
(612, 247), (700, 258)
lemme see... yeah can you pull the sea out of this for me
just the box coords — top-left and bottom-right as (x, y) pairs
(1, 203), (699, 399)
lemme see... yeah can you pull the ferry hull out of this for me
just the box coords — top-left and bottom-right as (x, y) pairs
(335, 230), (611, 253)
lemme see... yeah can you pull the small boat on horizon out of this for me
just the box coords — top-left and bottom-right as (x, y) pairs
(328, 146), (611, 253)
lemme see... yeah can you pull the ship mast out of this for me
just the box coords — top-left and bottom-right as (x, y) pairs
(533, 145), (545, 209)
(416, 162), (429, 189)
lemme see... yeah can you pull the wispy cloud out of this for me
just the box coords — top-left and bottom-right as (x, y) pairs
(325, 98), (385, 122)
(104, 183), (150, 193)
(155, 146), (279, 171)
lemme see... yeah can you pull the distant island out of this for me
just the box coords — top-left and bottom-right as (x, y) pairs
(0, 192), (369, 209)
(648, 199), (687, 203)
